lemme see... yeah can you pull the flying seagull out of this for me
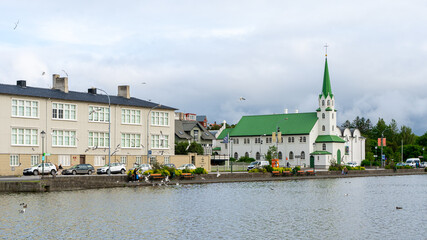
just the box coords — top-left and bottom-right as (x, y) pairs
(14, 20), (19, 30)
(239, 97), (246, 101)
(42, 72), (45, 76)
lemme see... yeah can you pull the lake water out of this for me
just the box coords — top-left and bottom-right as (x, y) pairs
(1, 175), (426, 239)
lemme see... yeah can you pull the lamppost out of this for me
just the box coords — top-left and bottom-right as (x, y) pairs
(380, 128), (388, 168)
(273, 118), (288, 164)
(97, 88), (111, 176)
(146, 104), (161, 164)
(41, 130), (46, 178)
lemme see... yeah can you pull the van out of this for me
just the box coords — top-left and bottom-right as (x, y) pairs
(405, 158), (421, 168)
(247, 161), (270, 171)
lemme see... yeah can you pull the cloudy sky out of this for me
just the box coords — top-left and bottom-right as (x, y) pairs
(1, 1), (426, 135)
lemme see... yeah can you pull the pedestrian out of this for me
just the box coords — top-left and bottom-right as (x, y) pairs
(344, 166), (348, 175)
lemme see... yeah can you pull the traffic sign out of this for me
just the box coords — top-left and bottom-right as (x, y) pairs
(382, 155), (385, 160)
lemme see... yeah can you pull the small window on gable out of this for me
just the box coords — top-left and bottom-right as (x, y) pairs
(322, 143), (326, 151)
(327, 100), (330, 106)
(322, 113), (325, 119)
(322, 100), (325, 106)
(322, 125), (325, 131)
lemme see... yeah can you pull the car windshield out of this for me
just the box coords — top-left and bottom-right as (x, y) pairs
(250, 162), (257, 166)
(69, 165), (78, 169)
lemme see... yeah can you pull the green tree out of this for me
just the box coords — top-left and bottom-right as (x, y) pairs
(175, 141), (189, 155)
(188, 141), (204, 155)
(402, 144), (423, 159)
(400, 125), (416, 145)
(415, 131), (427, 147)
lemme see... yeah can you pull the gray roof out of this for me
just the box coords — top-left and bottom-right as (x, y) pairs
(0, 82), (176, 110)
(196, 115), (206, 122)
(175, 120), (216, 140)
(175, 120), (192, 140)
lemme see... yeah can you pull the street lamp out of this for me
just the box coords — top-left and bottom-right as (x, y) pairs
(41, 130), (46, 178)
(97, 88), (111, 176)
(380, 128), (389, 168)
(146, 104), (161, 164)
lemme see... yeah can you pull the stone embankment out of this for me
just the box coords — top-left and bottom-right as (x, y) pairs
(0, 168), (425, 193)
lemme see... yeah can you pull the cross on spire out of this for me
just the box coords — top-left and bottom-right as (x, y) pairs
(324, 43), (329, 57)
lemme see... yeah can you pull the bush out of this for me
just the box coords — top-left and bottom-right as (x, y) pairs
(181, 168), (194, 174)
(328, 162), (343, 171)
(193, 167), (208, 174)
(292, 166), (301, 174)
(249, 168), (267, 173)
(361, 160), (371, 166)
(238, 156), (256, 163)
(263, 165), (273, 173)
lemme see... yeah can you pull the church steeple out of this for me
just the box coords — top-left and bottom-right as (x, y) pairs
(321, 57), (333, 98)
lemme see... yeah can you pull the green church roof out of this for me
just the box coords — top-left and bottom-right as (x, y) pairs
(325, 107), (333, 111)
(217, 128), (233, 140)
(229, 112), (318, 137)
(320, 58), (334, 98)
(311, 151), (332, 155)
(315, 135), (346, 143)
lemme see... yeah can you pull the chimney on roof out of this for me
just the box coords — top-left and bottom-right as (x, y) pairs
(16, 80), (26, 88)
(284, 108), (288, 114)
(88, 87), (97, 94)
(118, 85), (130, 99)
(295, 109), (299, 113)
(52, 74), (69, 93)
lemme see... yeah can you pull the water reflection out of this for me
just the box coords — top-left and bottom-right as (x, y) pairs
(0, 175), (426, 239)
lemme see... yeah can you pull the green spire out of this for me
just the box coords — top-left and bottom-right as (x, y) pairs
(320, 57), (333, 98)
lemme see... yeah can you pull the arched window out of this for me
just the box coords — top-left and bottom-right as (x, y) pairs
(245, 152), (249, 158)
(289, 151), (294, 159)
(301, 151), (305, 159)
(322, 113), (325, 119)
(322, 100), (325, 106)
(288, 137), (291, 143)
(332, 113), (334, 119)
(327, 100), (330, 106)
(322, 125), (325, 131)
(278, 151), (282, 160)
(322, 143), (326, 151)
(303, 136), (306, 142)
(292, 137), (295, 142)
(300, 137), (303, 142)
(256, 152), (260, 160)
(234, 152), (238, 159)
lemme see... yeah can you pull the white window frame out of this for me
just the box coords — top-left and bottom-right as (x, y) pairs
(52, 130), (77, 147)
(94, 156), (105, 166)
(121, 108), (141, 125)
(121, 133), (141, 148)
(31, 155), (39, 166)
(52, 103), (76, 120)
(89, 106), (110, 123)
(11, 128), (38, 146)
(12, 99), (39, 118)
(164, 156), (169, 164)
(136, 156), (142, 165)
(120, 156), (127, 164)
(10, 155), (19, 166)
(151, 134), (169, 149)
(151, 111), (169, 126)
(88, 131), (109, 148)
(58, 155), (71, 166)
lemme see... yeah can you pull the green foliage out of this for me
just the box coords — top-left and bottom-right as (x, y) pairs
(328, 162), (343, 171)
(416, 131), (427, 147)
(193, 167), (207, 174)
(175, 141), (204, 155)
(265, 146), (277, 163)
(248, 168), (267, 173)
(346, 166), (365, 170)
(182, 168), (194, 173)
(361, 160), (371, 166)
(263, 165), (273, 172)
(238, 156), (256, 163)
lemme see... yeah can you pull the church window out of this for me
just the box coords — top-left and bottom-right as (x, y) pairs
(234, 152), (239, 159)
(288, 137), (291, 143)
(245, 152), (249, 158)
(322, 113), (325, 119)
(327, 100), (330, 106)
(303, 136), (306, 142)
(278, 151), (282, 160)
(322, 100), (325, 106)
(322, 125), (325, 131)
(300, 137), (302, 142)
(332, 113), (334, 119)
(256, 152), (260, 160)
(322, 143), (326, 151)
(292, 137), (294, 142)
(289, 151), (294, 159)
(301, 151), (305, 159)
(247, 138), (250, 144)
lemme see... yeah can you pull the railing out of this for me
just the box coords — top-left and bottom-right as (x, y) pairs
(213, 162), (250, 172)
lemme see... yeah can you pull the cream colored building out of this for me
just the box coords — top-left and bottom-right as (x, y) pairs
(0, 75), (176, 176)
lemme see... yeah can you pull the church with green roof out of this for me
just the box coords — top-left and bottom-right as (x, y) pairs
(216, 56), (365, 169)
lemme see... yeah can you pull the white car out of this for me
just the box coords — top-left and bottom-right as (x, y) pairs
(247, 161), (270, 171)
(346, 162), (358, 167)
(133, 164), (152, 173)
(177, 164), (196, 170)
(97, 162), (126, 174)
(23, 163), (57, 176)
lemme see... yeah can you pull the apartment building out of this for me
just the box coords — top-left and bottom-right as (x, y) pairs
(0, 75), (176, 176)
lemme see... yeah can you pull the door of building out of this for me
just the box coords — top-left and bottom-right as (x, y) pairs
(310, 156), (315, 168)
(337, 150), (341, 165)
(80, 155), (86, 164)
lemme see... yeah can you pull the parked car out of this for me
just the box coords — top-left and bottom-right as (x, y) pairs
(177, 164), (196, 170)
(164, 163), (176, 169)
(247, 161), (270, 171)
(395, 162), (406, 167)
(134, 164), (152, 173)
(421, 162), (427, 168)
(62, 164), (95, 175)
(346, 162), (358, 167)
(405, 158), (421, 168)
(97, 162), (126, 174)
(23, 163), (57, 176)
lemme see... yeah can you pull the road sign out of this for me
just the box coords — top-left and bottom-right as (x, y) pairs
(382, 155), (385, 160)
(148, 150), (152, 155)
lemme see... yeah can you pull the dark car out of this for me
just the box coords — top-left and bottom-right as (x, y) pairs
(62, 164), (95, 175)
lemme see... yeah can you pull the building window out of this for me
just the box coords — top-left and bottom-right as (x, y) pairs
(193, 130), (199, 141)
(52, 130), (76, 147)
(301, 151), (305, 160)
(327, 100), (330, 106)
(12, 99), (38, 118)
(234, 152), (238, 159)
(31, 155), (39, 166)
(121, 133), (141, 148)
(151, 111), (169, 126)
(52, 103), (76, 120)
(164, 156), (170, 164)
(121, 109), (141, 124)
(151, 134), (168, 149)
(322, 143), (326, 151)
(233, 138), (239, 144)
(256, 152), (260, 160)
(345, 146), (350, 155)
(88, 132), (109, 148)
(94, 156), (105, 166)
(278, 151), (282, 160)
(322, 100), (325, 106)
(291, 137), (294, 142)
(89, 106), (109, 122)
(120, 156), (127, 164)
(245, 152), (249, 158)
(11, 128), (38, 146)
(322, 125), (325, 131)
(58, 155), (71, 166)
(300, 137), (303, 142)
(288, 137), (291, 143)
(322, 113), (325, 119)
(303, 136), (306, 142)
(10, 155), (19, 166)
(332, 113), (334, 119)
(289, 151), (294, 160)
